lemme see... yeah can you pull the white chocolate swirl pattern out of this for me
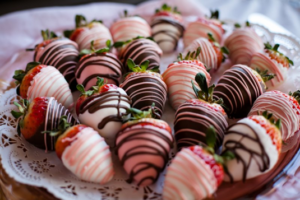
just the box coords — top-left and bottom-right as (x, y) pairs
(213, 64), (264, 118)
(162, 62), (211, 110)
(163, 148), (217, 200)
(74, 23), (112, 51)
(27, 66), (74, 110)
(250, 52), (288, 89)
(62, 127), (114, 184)
(249, 90), (300, 152)
(224, 27), (263, 65)
(151, 16), (184, 53)
(222, 118), (279, 182)
(120, 72), (167, 118)
(110, 16), (151, 42)
(183, 38), (218, 71)
(75, 53), (123, 90)
(34, 38), (79, 90)
(119, 38), (162, 73)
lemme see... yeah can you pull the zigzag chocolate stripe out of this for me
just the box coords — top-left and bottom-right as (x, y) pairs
(174, 101), (227, 150)
(34, 38), (79, 90)
(120, 73), (167, 118)
(213, 64), (265, 118)
(151, 16), (184, 53)
(76, 53), (123, 89)
(119, 38), (162, 73)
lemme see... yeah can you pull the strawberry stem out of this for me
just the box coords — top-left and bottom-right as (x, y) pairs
(13, 62), (41, 84)
(11, 99), (29, 119)
(264, 42), (294, 67)
(76, 84), (94, 97)
(155, 3), (181, 14)
(42, 116), (71, 137)
(178, 47), (201, 62)
(124, 103), (159, 122)
(113, 36), (154, 48)
(255, 68), (276, 83)
(261, 110), (281, 129)
(210, 9), (219, 19)
(41, 29), (57, 41)
(289, 90), (300, 105)
(79, 39), (112, 56)
(91, 77), (106, 92)
(126, 59), (159, 73)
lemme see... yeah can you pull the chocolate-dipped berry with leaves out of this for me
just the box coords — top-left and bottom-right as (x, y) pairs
(224, 21), (264, 65)
(163, 127), (234, 200)
(162, 49), (211, 110)
(115, 106), (173, 186)
(64, 15), (112, 51)
(27, 30), (79, 90)
(11, 97), (78, 151)
(174, 72), (228, 150)
(250, 42), (294, 89)
(13, 62), (74, 110)
(183, 33), (229, 72)
(51, 117), (114, 184)
(151, 4), (184, 53)
(213, 64), (275, 118)
(222, 113), (282, 182)
(114, 36), (162, 73)
(249, 90), (300, 152)
(120, 59), (167, 118)
(183, 10), (224, 47)
(75, 40), (123, 90)
(78, 77), (131, 146)
(110, 10), (151, 42)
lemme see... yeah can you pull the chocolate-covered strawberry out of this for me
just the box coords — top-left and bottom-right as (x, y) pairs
(213, 64), (275, 118)
(183, 33), (229, 72)
(250, 42), (294, 88)
(114, 36), (162, 73)
(120, 59), (167, 118)
(64, 15), (112, 51)
(11, 97), (77, 151)
(175, 72), (228, 150)
(13, 62), (74, 110)
(151, 4), (184, 53)
(51, 117), (114, 184)
(163, 127), (234, 200)
(76, 40), (123, 90)
(116, 107), (173, 186)
(222, 113), (282, 182)
(78, 77), (131, 146)
(28, 30), (79, 90)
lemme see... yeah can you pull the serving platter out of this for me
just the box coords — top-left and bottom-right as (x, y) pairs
(1, 2), (300, 200)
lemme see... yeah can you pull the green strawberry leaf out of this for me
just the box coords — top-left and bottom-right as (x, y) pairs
(206, 125), (217, 149)
(195, 72), (208, 95)
(63, 29), (74, 38)
(234, 23), (241, 28)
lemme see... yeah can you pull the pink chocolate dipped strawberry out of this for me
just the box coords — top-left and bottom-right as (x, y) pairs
(76, 40), (123, 90)
(115, 107), (173, 186)
(163, 127), (234, 200)
(250, 42), (294, 89)
(249, 90), (300, 152)
(13, 62), (74, 110)
(64, 15), (112, 51)
(110, 10), (151, 43)
(53, 118), (114, 184)
(224, 21), (264, 65)
(162, 49), (211, 110)
(183, 33), (229, 72)
(175, 72), (228, 150)
(11, 97), (77, 151)
(151, 4), (184, 53)
(183, 10), (224, 47)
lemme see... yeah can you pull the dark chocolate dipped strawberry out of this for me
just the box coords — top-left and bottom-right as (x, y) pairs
(27, 30), (79, 91)
(174, 72), (228, 150)
(213, 64), (275, 118)
(120, 59), (167, 118)
(13, 62), (73, 109)
(76, 40), (122, 90)
(115, 106), (173, 186)
(163, 126), (234, 200)
(64, 14), (112, 51)
(11, 97), (78, 151)
(114, 36), (162, 73)
(49, 117), (114, 184)
(151, 4), (184, 53)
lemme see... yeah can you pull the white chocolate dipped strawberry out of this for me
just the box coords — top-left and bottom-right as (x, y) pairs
(13, 62), (74, 110)
(250, 42), (294, 89)
(110, 10), (151, 42)
(162, 49), (211, 110)
(78, 77), (131, 146)
(64, 15), (112, 51)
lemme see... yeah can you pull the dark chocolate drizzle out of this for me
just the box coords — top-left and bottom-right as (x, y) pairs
(223, 122), (270, 183)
